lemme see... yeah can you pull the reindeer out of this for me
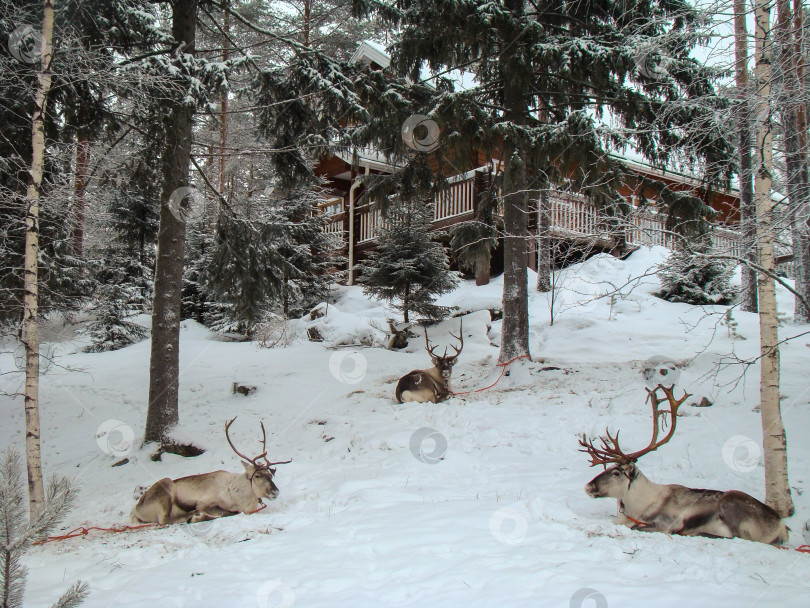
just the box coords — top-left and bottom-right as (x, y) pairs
(395, 321), (463, 403)
(579, 385), (788, 545)
(131, 418), (291, 525)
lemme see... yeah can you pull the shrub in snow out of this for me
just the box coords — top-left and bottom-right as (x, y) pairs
(0, 449), (89, 608)
(255, 314), (294, 348)
(655, 242), (736, 305)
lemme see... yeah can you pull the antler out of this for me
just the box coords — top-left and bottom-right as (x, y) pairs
(225, 417), (292, 470)
(448, 317), (463, 357)
(578, 428), (628, 467)
(578, 384), (691, 467)
(225, 417), (269, 468)
(424, 319), (464, 358)
(424, 324), (440, 358)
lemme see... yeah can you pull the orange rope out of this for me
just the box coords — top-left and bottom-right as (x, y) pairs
(33, 503), (269, 545)
(33, 523), (158, 545)
(624, 514), (651, 527)
(452, 354), (532, 397)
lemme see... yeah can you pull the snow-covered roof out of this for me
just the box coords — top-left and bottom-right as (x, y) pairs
(349, 40), (390, 69)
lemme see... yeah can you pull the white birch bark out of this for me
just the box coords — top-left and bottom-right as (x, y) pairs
(22, 0), (56, 518)
(753, 0), (794, 517)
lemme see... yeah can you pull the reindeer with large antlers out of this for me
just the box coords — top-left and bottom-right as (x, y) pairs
(131, 418), (291, 525)
(395, 320), (463, 403)
(580, 385), (788, 545)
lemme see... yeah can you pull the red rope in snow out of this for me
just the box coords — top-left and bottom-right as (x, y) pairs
(33, 503), (269, 545)
(33, 523), (159, 545)
(451, 354), (532, 397)
(778, 544), (810, 554)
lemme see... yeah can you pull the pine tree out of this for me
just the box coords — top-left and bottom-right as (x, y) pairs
(144, 0), (232, 445)
(358, 199), (457, 322)
(0, 449), (89, 608)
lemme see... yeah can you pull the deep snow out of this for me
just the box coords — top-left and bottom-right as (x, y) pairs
(1, 246), (809, 608)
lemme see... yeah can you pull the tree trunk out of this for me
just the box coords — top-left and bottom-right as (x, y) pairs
(474, 255), (490, 286)
(219, 0), (229, 198)
(536, 189), (552, 293)
(499, 146), (530, 360)
(753, 0), (794, 517)
(72, 127), (88, 258)
(145, 0), (198, 445)
(791, 0), (810, 323)
(303, 0), (312, 47)
(22, 0), (55, 519)
(403, 282), (409, 323)
(498, 0), (530, 362)
(776, 0), (806, 321)
(735, 0), (758, 313)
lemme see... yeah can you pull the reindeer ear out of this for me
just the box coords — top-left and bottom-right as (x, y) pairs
(242, 462), (255, 475)
(623, 462), (639, 479)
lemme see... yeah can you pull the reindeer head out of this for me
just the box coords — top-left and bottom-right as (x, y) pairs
(585, 462), (640, 498)
(579, 385), (690, 498)
(226, 417), (291, 501)
(425, 319), (463, 380)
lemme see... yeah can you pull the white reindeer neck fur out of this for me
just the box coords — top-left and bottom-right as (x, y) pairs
(618, 468), (669, 519)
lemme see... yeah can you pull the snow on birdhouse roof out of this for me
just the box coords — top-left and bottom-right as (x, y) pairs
(350, 40), (391, 70)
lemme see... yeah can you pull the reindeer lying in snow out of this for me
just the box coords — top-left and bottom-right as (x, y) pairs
(395, 321), (463, 404)
(580, 386), (788, 545)
(131, 418), (290, 525)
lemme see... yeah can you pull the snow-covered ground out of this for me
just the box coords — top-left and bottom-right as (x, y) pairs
(2, 246), (809, 608)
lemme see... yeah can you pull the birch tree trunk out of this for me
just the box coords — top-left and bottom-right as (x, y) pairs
(22, 0), (55, 519)
(145, 0), (198, 444)
(753, 0), (794, 517)
(735, 0), (758, 313)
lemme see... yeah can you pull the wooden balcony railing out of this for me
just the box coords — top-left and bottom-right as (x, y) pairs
(435, 174), (476, 221)
(319, 170), (782, 273)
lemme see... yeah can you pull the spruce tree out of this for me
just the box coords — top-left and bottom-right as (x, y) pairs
(655, 238), (737, 305)
(358, 200), (457, 322)
(201, 188), (337, 332)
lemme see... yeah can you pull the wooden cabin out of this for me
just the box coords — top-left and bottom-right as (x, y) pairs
(314, 149), (746, 283)
(314, 42), (748, 283)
